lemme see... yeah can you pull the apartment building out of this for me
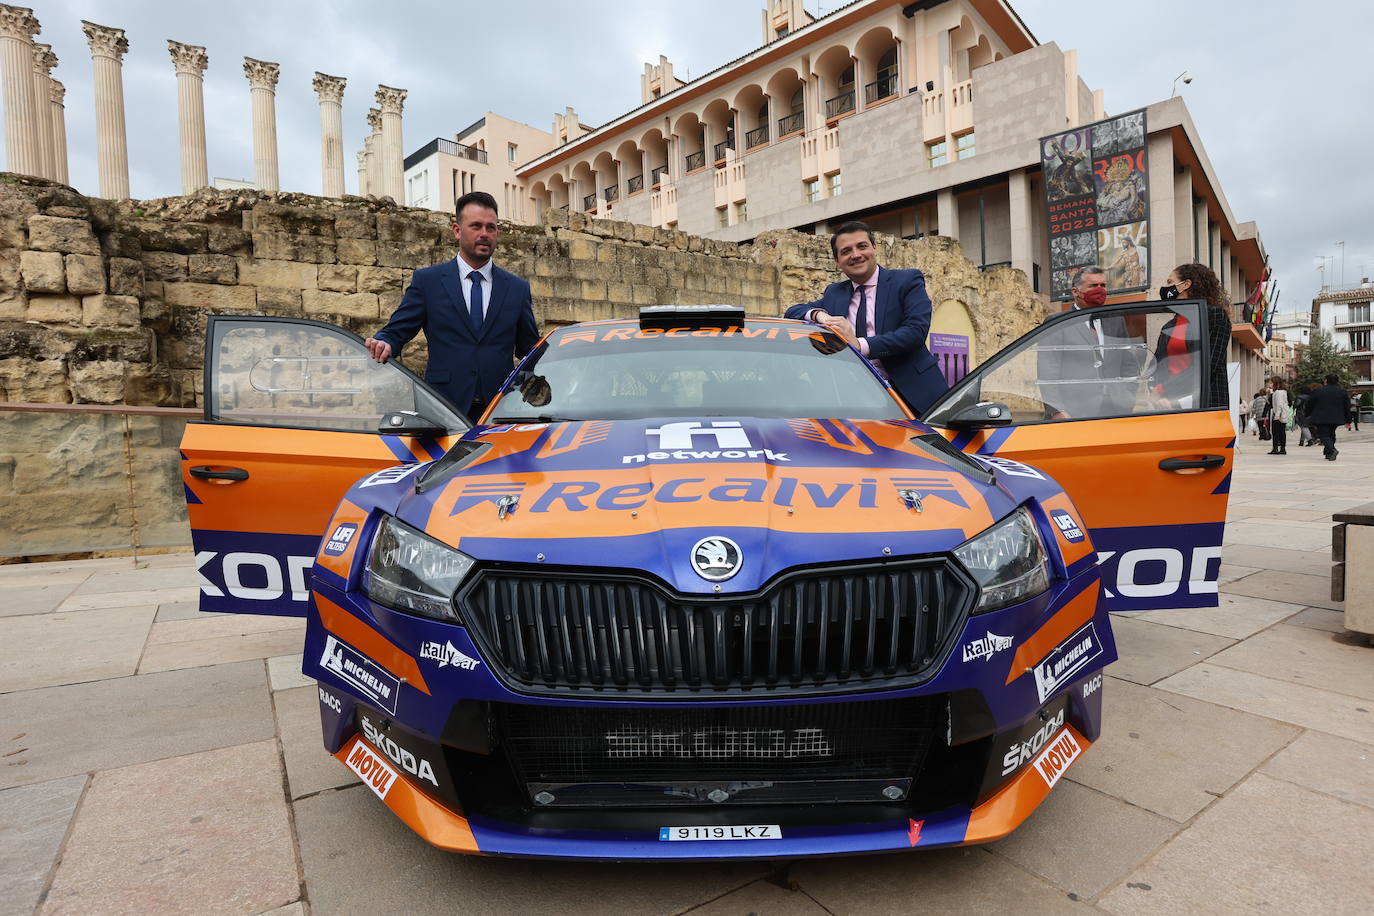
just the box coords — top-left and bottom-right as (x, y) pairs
(1312, 282), (1374, 390)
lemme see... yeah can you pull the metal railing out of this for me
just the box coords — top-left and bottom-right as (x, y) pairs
(825, 89), (856, 118)
(685, 150), (705, 172)
(651, 164), (669, 186)
(437, 137), (488, 163)
(604, 185), (619, 203)
(777, 111), (804, 136)
(745, 125), (769, 148)
(864, 73), (898, 104)
(583, 193), (597, 211)
(626, 174), (644, 194)
(713, 140), (734, 161)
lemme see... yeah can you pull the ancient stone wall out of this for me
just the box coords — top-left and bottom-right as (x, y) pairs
(1, 173), (1049, 406)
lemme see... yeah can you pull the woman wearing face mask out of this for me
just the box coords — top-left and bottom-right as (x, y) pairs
(1149, 263), (1232, 410)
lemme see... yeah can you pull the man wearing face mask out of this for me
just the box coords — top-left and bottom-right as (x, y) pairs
(1037, 267), (1143, 419)
(1151, 263), (1231, 410)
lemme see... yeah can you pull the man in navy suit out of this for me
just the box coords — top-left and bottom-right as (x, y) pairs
(784, 221), (948, 415)
(365, 190), (539, 422)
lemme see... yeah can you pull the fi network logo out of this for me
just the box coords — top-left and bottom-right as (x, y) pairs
(624, 421), (789, 464)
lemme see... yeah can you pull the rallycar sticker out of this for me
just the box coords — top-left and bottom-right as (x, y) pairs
(1032, 622), (1104, 702)
(1031, 727), (1082, 789)
(359, 464), (422, 488)
(345, 739), (399, 800)
(659, 825), (782, 841)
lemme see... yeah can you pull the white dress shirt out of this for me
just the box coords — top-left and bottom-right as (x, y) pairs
(455, 257), (495, 321)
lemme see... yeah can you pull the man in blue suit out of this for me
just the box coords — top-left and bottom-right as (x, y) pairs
(365, 190), (539, 422)
(784, 221), (948, 415)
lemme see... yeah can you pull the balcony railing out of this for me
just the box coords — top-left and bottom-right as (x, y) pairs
(777, 111), (804, 136)
(713, 140), (734, 161)
(864, 73), (898, 105)
(405, 137), (489, 169)
(651, 164), (669, 186)
(604, 185), (619, 203)
(745, 125), (769, 148)
(825, 89), (856, 119)
(685, 150), (705, 172)
(627, 174), (644, 194)
(583, 193), (597, 211)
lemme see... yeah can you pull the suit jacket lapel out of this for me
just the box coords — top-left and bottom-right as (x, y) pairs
(438, 260), (466, 332)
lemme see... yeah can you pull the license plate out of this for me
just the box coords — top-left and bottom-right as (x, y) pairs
(659, 825), (782, 841)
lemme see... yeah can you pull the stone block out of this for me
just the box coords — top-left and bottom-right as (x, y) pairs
(68, 329), (151, 363)
(335, 209), (375, 239)
(375, 240), (433, 268)
(0, 250), (22, 319)
(135, 219), (209, 254)
(357, 266), (404, 293)
(98, 229), (140, 259)
(376, 212), (443, 244)
(140, 250), (188, 282)
(530, 277), (556, 298)
(26, 215), (100, 254)
(64, 253), (106, 295)
(187, 253), (238, 285)
(0, 358), (68, 402)
(377, 289), (402, 317)
(257, 287), (303, 312)
(253, 202), (336, 237)
(82, 294), (140, 327)
(164, 282), (258, 310)
(20, 250), (65, 293)
(1344, 525), (1374, 635)
(302, 289), (379, 319)
(336, 237), (377, 265)
(318, 264), (358, 292)
(567, 238), (596, 261)
(69, 360), (130, 403)
(237, 257), (318, 290)
(253, 230), (336, 263)
(26, 293), (81, 324)
(107, 257), (144, 296)
(207, 223), (251, 255)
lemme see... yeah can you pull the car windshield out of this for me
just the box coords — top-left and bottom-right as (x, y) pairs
(488, 320), (907, 421)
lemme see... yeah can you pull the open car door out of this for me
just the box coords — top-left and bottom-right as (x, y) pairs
(180, 316), (468, 616)
(922, 299), (1233, 611)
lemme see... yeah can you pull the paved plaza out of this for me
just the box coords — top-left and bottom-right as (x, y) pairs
(1, 429), (1371, 916)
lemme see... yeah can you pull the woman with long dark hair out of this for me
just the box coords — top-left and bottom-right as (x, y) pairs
(1150, 263), (1232, 409)
(1267, 377), (1291, 455)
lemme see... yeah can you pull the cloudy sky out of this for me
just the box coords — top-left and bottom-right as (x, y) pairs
(24, 0), (1374, 313)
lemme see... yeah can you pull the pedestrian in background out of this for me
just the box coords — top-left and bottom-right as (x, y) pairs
(1267, 377), (1290, 455)
(1350, 394), (1361, 431)
(1294, 384), (1314, 447)
(1251, 388), (1271, 441)
(1306, 373), (1351, 461)
(1240, 396), (1251, 435)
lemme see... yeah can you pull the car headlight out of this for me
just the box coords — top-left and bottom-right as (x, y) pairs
(363, 515), (474, 622)
(952, 507), (1050, 613)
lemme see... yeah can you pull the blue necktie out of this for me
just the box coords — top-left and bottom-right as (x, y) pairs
(468, 271), (484, 331)
(855, 284), (869, 338)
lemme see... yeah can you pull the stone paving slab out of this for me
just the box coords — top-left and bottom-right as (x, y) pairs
(1131, 592), (1298, 640)
(988, 780), (1179, 900)
(267, 654), (312, 692)
(794, 846), (1091, 915)
(1096, 774), (1374, 916)
(292, 785), (767, 916)
(1284, 607), (1347, 633)
(154, 600), (218, 622)
(0, 606), (156, 693)
(685, 879), (830, 916)
(1220, 521), (1331, 552)
(1105, 617), (1234, 686)
(1220, 568), (1342, 611)
(55, 586), (199, 612)
(1203, 624), (1374, 700)
(1156, 664), (1374, 745)
(38, 740), (299, 916)
(0, 661), (274, 790)
(1258, 729), (1374, 810)
(1067, 677), (1300, 822)
(272, 685), (356, 800)
(137, 618), (306, 675)
(0, 775), (86, 916)
(0, 580), (83, 618)
(1210, 543), (1330, 576)
(71, 565), (200, 596)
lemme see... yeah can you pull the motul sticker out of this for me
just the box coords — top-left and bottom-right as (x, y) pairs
(1031, 727), (1082, 789)
(346, 739), (398, 801)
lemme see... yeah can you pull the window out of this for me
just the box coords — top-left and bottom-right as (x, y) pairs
(805, 179), (821, 203)
(827, 173), (842, 197)
(776, 26), (789, 39)
(955, 131), (976, 160)
(1350, 303), (1371, 322)
(717, 206), (729, 228)
(507, 143), (518, 163)
(735, 201), (748, 222)
(1352, 330), (1371, 352)
(928, 140), (947, 168)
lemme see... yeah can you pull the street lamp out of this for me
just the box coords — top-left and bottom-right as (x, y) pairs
(1171, 70), (1194, 97)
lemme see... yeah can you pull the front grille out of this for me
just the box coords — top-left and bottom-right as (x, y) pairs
(458, 559), (973, 697)
(497, 696), (941, 806)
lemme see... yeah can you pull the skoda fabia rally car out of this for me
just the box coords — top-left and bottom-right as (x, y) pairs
(181, 300), (1232, 859)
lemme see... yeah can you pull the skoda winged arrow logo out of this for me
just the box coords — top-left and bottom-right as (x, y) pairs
(692, 536), (742, 582)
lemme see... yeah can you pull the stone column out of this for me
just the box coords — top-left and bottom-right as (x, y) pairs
(82, 20), (130, 198)
(937, 187), (960, 245)
(1008, 167), (1033, 281)
(48, 77), (66, 183)
(374, 85), (406, 202)
(0, 4), (42, 177)
(243, 57), (280, 191)
(363, 108), (381, 196)
(355, 148), (367, 197)
(312, 72), (346, 197)
(30, 41), (54, 178)
(168, 41), (209, 193)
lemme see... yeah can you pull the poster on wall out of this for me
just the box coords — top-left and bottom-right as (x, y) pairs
(1040, 109), (1149, 300)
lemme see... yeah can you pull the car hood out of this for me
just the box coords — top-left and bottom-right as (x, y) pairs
(393, 418), (1018, 595)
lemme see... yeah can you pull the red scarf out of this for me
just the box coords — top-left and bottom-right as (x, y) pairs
(1154, 316), (1192, 395)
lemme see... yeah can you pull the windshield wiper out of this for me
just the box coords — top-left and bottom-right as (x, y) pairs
(487, 415), (578, 423)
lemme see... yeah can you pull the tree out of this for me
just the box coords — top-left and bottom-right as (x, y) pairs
(1293, 330), (1356, 389)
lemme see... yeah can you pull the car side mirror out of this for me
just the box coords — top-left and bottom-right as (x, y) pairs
(946, 401), (1013, 430)
(378, 410), (446, 438)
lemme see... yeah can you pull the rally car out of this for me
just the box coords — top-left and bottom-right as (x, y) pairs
(180, 300), (1233, 858)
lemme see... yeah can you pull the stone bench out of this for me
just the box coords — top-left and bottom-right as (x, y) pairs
(1332, 502), (1374, 642)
